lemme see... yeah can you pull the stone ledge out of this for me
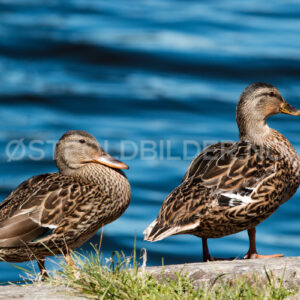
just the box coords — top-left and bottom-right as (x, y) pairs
(0, 257), (299, 299)
(145, 257), (300, 299)
(145, 257), (300, 288)
(0, 283), (87, 300)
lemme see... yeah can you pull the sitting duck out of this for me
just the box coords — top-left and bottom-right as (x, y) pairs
(0, 130), (131, 274)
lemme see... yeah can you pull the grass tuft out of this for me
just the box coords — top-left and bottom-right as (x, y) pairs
(48, 243), (297, 300)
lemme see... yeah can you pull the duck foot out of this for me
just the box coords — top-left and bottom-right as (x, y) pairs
(204, 256), (236, 262)
(37, 258), (49, 279)
(65, 253), (75, 266)
(41, 271), (49, 280)
(244, 228), (284, 260)
(244, 252), (283, 259)
(202, 238), (236, 262)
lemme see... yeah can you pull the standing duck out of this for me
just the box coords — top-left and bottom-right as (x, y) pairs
(144, 82), (300, 261)
(0, 130), (131, 274)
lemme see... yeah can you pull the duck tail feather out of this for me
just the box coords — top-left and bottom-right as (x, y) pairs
(144, 220), (200, 242)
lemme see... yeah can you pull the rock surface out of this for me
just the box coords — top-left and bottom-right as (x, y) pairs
(145, 257), (300, 299)
(145, 256), (300, 289)
(0, 283), (87, 300)
(0, 257), (299, 299)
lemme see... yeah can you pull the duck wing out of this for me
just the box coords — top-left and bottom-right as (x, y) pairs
(144, 142), (279, 241)
(0, 173), (95, 247)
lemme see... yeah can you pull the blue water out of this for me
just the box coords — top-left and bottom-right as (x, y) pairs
(0, 0), (300, 282)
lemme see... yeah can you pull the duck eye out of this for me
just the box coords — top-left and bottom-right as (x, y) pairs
(79, 139), (86, 144)
(269, 92), (275, 97)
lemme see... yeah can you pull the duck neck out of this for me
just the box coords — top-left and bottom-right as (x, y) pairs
(240, 119), (300, 172)
(84, 164), (127, 183)
(61, 164), (130, 195)
(238, 118), (271, 146)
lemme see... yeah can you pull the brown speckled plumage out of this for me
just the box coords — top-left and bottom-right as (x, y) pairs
(0, 131), (131, 269)
(144, 82), (300, 261)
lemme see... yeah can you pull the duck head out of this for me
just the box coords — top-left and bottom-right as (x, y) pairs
(55, 130), (128, 175)
(236, 82), (300, 143)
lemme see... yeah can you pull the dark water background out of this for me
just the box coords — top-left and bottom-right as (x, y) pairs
(0, 0), (300, 282)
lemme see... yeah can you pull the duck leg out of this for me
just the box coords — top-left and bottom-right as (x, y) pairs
(202, 238), (237, 262)
(65, 253), (75, 266)
(244, 228), (283, 259)
(37, 257), (48, 278)
(202, 238), (233, 261)
(202, 238), (211, 261)
(63, 244), (75, 266)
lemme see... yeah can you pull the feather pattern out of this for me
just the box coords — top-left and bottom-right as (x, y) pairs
(144, 83), (300, 245)
(145, 137), (300, 241)
(0, 131), (131, 263)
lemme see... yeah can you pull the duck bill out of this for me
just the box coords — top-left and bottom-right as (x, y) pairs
(280, 102), (300, 116)
(92, 153), (129, 169)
